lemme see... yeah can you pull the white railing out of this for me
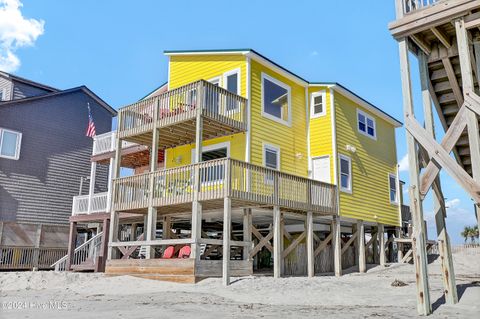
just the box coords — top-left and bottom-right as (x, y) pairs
(72, 192), (109, 215)
(51, 232), (103, 271)
(399, 0), (444, 14)
(92, 131), (138, 156)
(0, 247), (67, 270)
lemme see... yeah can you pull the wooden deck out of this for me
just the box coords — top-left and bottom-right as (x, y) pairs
(117, 80), (248, 148)
(113, 158), (338, 216)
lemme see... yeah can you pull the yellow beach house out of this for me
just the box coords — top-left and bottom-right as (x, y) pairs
(61, 49), (402, 284)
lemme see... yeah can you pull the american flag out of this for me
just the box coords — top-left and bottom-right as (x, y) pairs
(86, 103), (96, 138)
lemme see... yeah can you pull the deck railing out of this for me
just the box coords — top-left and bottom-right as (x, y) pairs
(0, 246), (67, 270)
(113, 158), (337, 214)
(72, 191), (109, 215)
(92, 131), (138, 156)
(117, 80), (248, 138)
(51, 232), (103, 271)
(398, 0), (443, 15)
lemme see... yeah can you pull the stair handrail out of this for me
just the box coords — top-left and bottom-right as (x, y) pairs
(51, 232), (104, 271)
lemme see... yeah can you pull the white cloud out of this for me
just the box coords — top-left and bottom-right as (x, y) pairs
(0, 0), (44, 72)
(445, 198), (460, 208)
(398, 153), (409, 172)
(310, 50), (319, 57)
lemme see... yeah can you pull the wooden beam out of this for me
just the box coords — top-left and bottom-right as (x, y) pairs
(464, 11), (480, 29)
(252, 225), (273, 253)
(401, 248), (413, 263)
(407, 116), (480, 203)
(442, 57), (464, 106)
(431, 27), (451, 49)
(314, 232), (332, 257)
(358, 220), (366, 273)
(273, 206), (282, 278)
(223, 197), (231, 286)
(399, 37), (432, 316)
(306, 212), (314, 277)
(420, 106), (468, 196)
(341, 231), (358, 255)
(281, 230), (306, 259)
(410, 34), (431, 55)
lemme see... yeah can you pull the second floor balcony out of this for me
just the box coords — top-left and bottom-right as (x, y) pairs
(117, 80), (248, 147)
(112, 158), (338, 216)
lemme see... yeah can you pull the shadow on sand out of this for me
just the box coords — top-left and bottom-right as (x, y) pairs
(432, 281), (480, 311)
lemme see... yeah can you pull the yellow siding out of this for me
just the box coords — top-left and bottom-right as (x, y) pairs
(334, 92), (399, 226)
(165, 54), (248, 166)
(250, 60), (308, 176)
(308, 87), (335, 182)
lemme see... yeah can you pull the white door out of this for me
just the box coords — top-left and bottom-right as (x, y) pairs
(312, 156), (331, 183)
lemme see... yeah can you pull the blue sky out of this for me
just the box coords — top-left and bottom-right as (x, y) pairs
(1, 0), (477, 243)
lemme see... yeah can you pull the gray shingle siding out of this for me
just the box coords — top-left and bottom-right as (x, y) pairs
(0, 90), (113, 225)
(12, 80), (51, 100)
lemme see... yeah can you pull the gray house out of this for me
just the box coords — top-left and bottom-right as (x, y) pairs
(0, 72), (116, 269)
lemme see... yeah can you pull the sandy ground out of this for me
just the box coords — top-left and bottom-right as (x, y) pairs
(0, 252), (479, 319)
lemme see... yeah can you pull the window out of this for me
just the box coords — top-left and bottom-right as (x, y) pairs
(263, 143), (280, 184)
(0, 128), (22, 160)
(191, 142), (230, 183)
(223, 69), (241, 112)
(357, 109), (376, 139)
(339, 155), (351, 193)
(261, 73), (291, 126)
(311, 91), (326, 118)
(0, 88), (6, 101)
(389, 174), (398, 204)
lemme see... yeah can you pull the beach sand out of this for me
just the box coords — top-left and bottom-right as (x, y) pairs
(1, 252), (479, 318)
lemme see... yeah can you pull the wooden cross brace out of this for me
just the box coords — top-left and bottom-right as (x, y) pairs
(314, 232), (333, 257)
(341, 230), (358, 255)
(119, 233), (145, 259)
(405, 100), (480, 203)
(249, 225), (273, 259)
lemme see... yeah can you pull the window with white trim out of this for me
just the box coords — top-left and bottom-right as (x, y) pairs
(389, 174), (398, 204)
(191, 142), (230, 183)
(261, 73), (291, 125)
(223, 69), (241, 112)
(263, 143), (280, 184)
(0, 128), (22, 160)
(339, 155), (351, 192)
(311, 91), (326, 118)
(357, 109), (376, 139)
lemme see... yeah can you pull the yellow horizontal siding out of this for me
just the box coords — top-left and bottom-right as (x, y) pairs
(250, 60), (308, 177)
(165, 54), (248, 166)
(334, 92), (399, 226)
(308, 87), (334, 183)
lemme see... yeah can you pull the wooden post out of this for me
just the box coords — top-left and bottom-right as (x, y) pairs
(372, 226), (379, 264)
(358, 220), (366, 273)
(0, 222), (3, 245)
(162, 216), (171, 240)
(191, 83), (204, 260)
(398, 37), (432, 315)
(332, 216), (342, 277)
(108, 113), (123, 260)
(306, 211), (314, 277)
(66, 222), (77, 271)
(243, 209), (252, 261)
(146, 118), (160, 259)
(378, 224), (386, 266)
(87, 162), (97, 214)
(32, 224), (42, 270)
(456, 18), (480, 186)
(473, 37), (480, 96)
(273, 206), (281, 278)
(419, 50), (458, 305)
(97, 218), (110, 272)
(223, 197), (232, 286)
(396, 227), (404, 262)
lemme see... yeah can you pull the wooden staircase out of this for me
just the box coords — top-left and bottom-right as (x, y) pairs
(428, 51), (479, 176)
